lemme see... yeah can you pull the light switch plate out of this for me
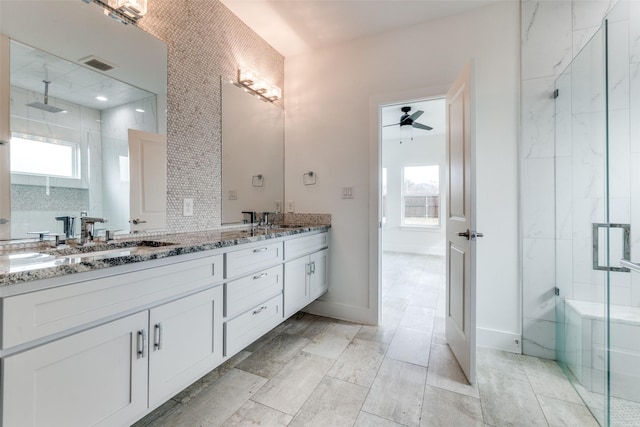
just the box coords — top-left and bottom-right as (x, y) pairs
(342, 186), (354, 199)
(286, 200), (295, 213)
(183, 198), (194, 216)
(275, 200), (282, 213)
(228, 190), (237, 200)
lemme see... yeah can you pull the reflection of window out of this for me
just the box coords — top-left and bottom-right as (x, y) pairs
(402, 165), (440, 227)
(10, 134), (80, 178)
(382, 168), (387, 224)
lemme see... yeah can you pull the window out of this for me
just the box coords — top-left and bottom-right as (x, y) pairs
(402, 165), (440, 227)
(10, 134), (80, 179)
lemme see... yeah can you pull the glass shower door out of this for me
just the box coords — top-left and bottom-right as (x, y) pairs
(554, 22), (609, 427)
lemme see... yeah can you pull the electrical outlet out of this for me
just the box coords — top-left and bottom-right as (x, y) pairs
(183, 198), (194, 216)
(342, 186), (354, 199)
(274, 200), (282, 213)
(286, 200), (295, 213)
(228, 189), (237, 200)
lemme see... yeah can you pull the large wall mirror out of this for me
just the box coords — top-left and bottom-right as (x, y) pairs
(222, 79), (284, 224)
(0, 0), (167, 240)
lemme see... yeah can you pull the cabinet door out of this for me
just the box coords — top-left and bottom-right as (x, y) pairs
(2, 312), (149, 427)
(148, 286), (223, 408)
(309, 249), (329, 300)
(284, 255), (309, 318)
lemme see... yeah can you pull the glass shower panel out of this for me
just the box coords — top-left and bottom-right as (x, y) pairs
(555, 24), (608, 426)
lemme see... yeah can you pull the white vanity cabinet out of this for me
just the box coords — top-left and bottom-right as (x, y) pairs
(148, 286), (223, 408)
(223, 242), (284, 356)
(283, 232), (329, 317)
(2, 311), (149, 427)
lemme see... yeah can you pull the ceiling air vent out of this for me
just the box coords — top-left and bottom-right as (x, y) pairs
(78, 55), (117, 72)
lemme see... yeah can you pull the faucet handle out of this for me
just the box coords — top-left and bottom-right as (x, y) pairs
(105, 229), (122, 241)
(27, 231), (51, 241)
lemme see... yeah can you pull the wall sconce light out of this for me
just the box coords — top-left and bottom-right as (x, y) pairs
(82, 0), (146, 25)
(238, 68), (281, 102)
(108, 0), (147, 19)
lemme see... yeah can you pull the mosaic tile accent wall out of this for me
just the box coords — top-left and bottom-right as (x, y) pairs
(137, 0), (284, 233)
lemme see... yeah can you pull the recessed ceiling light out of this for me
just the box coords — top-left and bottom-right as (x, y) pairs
(96, 96), (108, 102)
(135, 108), (145, 113)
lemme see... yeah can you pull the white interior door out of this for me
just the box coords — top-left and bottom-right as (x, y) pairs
(0, 35), (11, 240)
(445, 62), (478, 384)
(129, 129), (167, 232)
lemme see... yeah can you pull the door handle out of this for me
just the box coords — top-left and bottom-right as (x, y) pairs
(457, 229), (484, 240)
(130, 218), (147, 225)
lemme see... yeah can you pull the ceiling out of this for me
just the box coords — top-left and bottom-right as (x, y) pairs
(219, 0), (498, 57)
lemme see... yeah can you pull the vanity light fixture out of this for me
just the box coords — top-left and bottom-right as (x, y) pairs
(238, 68), (281, 102)
(81, 0), (146, 25)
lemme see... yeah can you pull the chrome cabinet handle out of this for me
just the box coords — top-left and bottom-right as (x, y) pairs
(253, 272), (268, 280)
(137, 329), (146, 358)
(306, 263), (312, 276)
(131, 218), (147, 225)
(253, 247), (268, 253)
(154, 323), (162, 350)
(252, 306), (268, 315)
(310, 261), (316, 274)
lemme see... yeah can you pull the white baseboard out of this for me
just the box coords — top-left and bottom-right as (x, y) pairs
(477, 327), (522, 354)
(303, 299), (376, 325)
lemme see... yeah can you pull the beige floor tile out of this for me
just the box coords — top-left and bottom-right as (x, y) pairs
(289, 376), (368, 427)
(302, 321), (362, 359)
(421, 385), (483, 427)
(477, 368), (547, 427)
(426, 344), (479, 399)
(354, 411), (408, 427)
(152, 368), (267, 427)
(538, 395), (600, 427)
(251, 351), (335, 415)
(476, 347), (524, 376)
(327, 338), (388, 387)
(171, 350), (252, 404)
(221, 400), (292, 427)
(386, 327), (431, 367)
(356, 323), (397, 344)
(236, 333), (310, 379)
(519, 354), (582, 404)
(362, 358), (427, 427)
(398, 306), (436, 332)
(287, 314), (333, 339)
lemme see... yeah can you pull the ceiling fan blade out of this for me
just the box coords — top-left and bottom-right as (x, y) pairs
(383, 122), (400, 127)
(412, 122), (433, 131)
(406, 110), (424, 122)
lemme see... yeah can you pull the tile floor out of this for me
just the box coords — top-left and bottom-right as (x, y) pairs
(135, 252), (600, 427)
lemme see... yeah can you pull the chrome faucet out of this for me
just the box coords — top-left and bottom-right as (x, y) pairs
(55, 216), (76, 241)
(80, 217), (108, 244)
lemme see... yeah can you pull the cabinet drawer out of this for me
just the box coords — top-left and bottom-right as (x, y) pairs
(225, 242), (283, 279)
(225, 265), (283, 318)
(2, 254), (223, 349)
(284, 232), (328, 260)
(224, 294), (282, 356)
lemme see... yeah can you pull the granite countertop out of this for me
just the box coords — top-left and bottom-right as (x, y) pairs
(0, 225), (330, 287)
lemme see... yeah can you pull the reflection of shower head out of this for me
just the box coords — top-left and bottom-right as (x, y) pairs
(27, 80), (66, 113)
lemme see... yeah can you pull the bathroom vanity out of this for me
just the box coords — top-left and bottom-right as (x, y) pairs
(0, 226), (329, 426)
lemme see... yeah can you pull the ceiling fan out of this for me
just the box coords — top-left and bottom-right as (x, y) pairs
(383, 106), (433, 131)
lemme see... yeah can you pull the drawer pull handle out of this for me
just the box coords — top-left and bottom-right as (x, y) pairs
(252, 306), (268, 315)
(253, 272), (268, 280)
(154, 323), (162, 350)
(137, 329), (146, 359)
(253, 247), (268, 253)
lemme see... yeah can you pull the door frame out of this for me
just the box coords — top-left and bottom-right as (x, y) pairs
(368, 85), (449, 325)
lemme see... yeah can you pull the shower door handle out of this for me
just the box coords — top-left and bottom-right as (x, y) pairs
(619, 260), (640, 274)
(592, 223), (631, 272)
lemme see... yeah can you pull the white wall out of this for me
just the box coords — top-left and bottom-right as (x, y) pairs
(382, 132), (446, 256)
(285, 1), (521, 351)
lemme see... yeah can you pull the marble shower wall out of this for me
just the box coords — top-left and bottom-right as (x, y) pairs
(137, 0), (284, 233)
(520, 0), (635, 359)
